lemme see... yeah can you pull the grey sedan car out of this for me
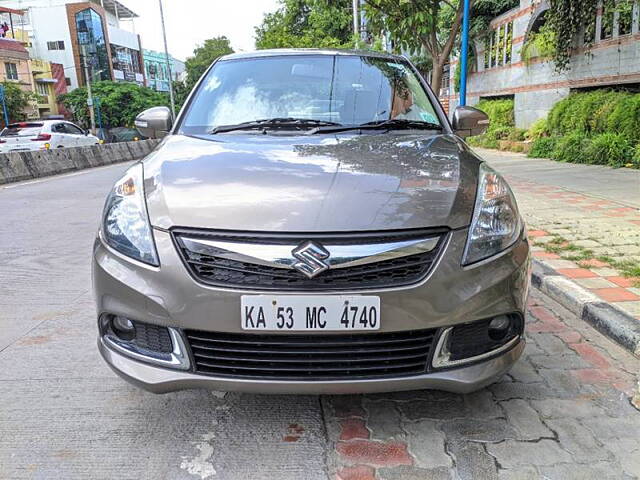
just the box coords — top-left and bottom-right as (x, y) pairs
(93, 49), (530, 394)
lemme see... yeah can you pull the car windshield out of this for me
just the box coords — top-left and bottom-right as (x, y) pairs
(179, 54), (442, 135)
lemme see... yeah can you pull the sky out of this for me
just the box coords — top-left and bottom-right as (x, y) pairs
(120, 0), (282, 61)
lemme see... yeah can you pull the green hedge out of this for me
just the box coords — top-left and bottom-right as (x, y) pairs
(529, 90), (640, 168)
(467, 99), (519, 148)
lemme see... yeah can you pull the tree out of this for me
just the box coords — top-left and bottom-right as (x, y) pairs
(255, 0), (353, 49)
(363, 0), (469, 94)
(1, 82), (37, 126)
(184, 36), (234, 90)
(59, 81), (169, 128)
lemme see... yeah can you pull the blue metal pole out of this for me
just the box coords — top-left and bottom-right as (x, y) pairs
(459, 0), (471, 106)
(2, 98), (8, 127)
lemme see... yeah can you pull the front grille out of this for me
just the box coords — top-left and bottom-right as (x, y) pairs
(184, 329), (437, 380)
(173, 229), (447, 291)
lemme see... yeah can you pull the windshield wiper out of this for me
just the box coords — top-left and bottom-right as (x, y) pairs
(210, 118), (342, 134)
(308, 118), (443, 134)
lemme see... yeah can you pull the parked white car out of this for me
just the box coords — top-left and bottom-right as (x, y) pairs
(0, 120), (100, 153)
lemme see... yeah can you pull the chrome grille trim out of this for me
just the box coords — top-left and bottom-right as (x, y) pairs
(172, 228), (448, 291)
(178, 235), (440, 270)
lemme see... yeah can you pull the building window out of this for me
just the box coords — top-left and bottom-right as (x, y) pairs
(75, 8), (111, 83)
(65, 77), (72, 86)
(601, 4), (614, 39)
(36, 82), (48, 95)
(617, 1), (634, 36)
(47, 41), (65, 50)
(5, 62), (18, 80)
(505, 22), (513, 63)
(484, 21), (513, 70)
(110, 44), (143, 82)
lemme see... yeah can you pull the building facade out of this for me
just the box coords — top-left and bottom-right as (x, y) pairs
(444, 0), (640, 128)
(143, 48), (184, 92)
(2, 0), (145, 90)
(30, 57), (59, 116)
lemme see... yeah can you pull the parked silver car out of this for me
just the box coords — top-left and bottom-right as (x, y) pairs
(93, 49), (530, 394)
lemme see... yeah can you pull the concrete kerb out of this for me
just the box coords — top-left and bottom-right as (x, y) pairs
(532, 258), (640, 356)
(0, 139), (160, 185)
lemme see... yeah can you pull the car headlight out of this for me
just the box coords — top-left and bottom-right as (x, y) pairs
(102, 163), (159, 266)
(462, 163), (523, 265)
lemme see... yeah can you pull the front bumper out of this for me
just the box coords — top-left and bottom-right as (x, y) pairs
(99, 335), (525, 394)
(93, 227), (530, 394)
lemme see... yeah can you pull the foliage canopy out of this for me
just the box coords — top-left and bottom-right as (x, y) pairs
(255, 0), (353, 49)
(1, 82), (37, 125)
(59, 81), (169, 128)
(184, 36), (234, 90)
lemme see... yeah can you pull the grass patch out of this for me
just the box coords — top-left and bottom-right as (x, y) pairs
(533, 236), (640, 286)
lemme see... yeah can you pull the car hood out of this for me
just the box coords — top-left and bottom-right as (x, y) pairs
(143, 133), (481, 232)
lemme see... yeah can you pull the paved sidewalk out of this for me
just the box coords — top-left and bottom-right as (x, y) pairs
(326, 290), (639, 480)
(480, 149), (640, 322)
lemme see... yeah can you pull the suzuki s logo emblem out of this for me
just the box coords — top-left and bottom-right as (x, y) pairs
(291, 241), (330, 278)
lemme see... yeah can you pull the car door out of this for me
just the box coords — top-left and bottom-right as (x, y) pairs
(50, 123), (67, 147)
(65, 122), (90, 147)
(59, 122), (80, 147)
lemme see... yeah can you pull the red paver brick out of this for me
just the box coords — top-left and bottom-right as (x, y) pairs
(340, 418), (370, 441)
(533, 251), (561, 259)
(606, 276), (639, 288)
(528, 306), (567, 333)
(572, 369), (630, 392)
(555, 330), (583, 344)
(570, 343), (611, 369)
(611, 207), (637, 213)
(557, 268), (598, 279)
(630, 220), (640, 226)
(577, 259), (609, 268)
(529, 306), (558, 323)
(592, 288), (640, 302)
(336, 465), (376, 480)
(336, 440), (413, 467)
(528, 230), (549, 238)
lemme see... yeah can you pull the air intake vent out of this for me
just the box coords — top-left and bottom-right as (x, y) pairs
(184, 329), (438, 380)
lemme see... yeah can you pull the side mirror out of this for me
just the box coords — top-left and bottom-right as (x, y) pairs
(452, 106), (490, 138)
(134, 106), (173, 139)
(84, 130), (89, 136)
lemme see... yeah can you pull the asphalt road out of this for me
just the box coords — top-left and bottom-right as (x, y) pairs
(1, 161), (639, 480)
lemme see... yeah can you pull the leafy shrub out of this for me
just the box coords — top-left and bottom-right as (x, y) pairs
(521, 24), (556, 64)
(475, 98), (515, 129)
(549, 91), (606, 135)
(584, 133), (633, 167)
(485, 125), (514, 141)
(552, 132), (591, 163)
(525, 118), (549, 140)
(507, 128), (527, 141)
(547, 90), (639, 139)
(606, 94), (640, 146)
(632, 144), (640, 167)
(528, 136), (559, 158)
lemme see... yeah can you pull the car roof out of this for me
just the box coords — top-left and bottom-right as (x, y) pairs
(219, 48), (406, 63)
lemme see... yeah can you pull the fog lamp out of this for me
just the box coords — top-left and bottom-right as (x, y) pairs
(488, 315), (511, 341)
(112, 315), (135, 340)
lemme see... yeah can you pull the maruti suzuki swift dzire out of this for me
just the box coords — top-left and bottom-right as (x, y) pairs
(93, 49), (530, 394)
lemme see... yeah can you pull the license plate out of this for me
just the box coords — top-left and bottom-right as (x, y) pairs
(240, 295), (380, 331)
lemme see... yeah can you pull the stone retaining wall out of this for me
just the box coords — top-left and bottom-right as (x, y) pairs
(0, 139), (161, 185)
